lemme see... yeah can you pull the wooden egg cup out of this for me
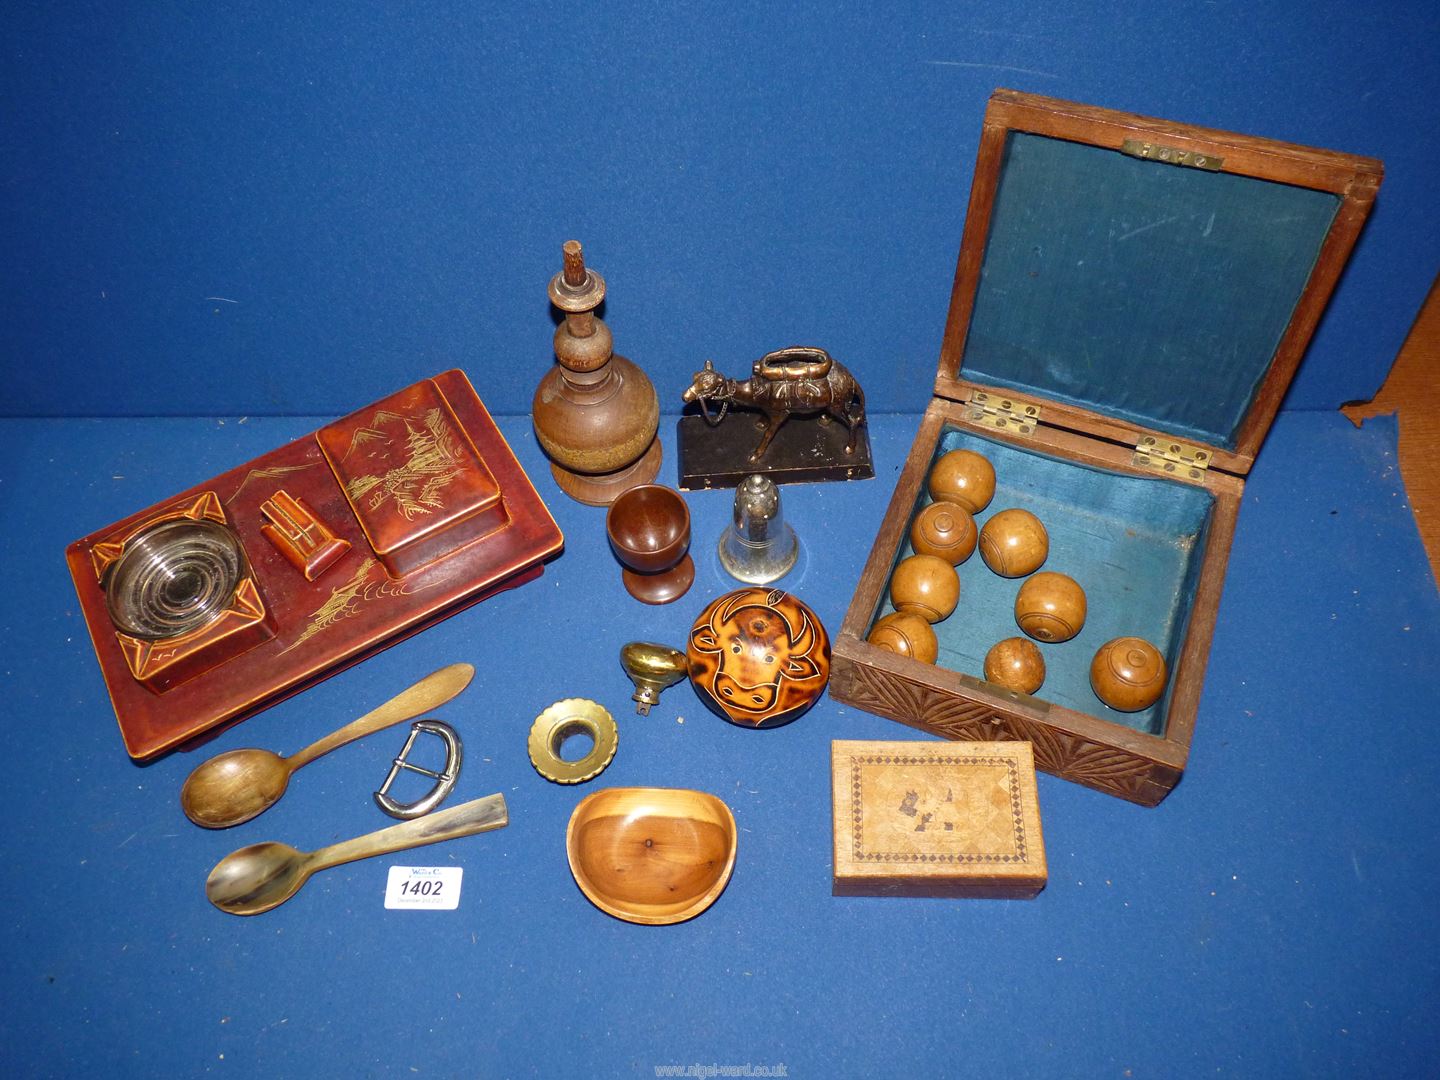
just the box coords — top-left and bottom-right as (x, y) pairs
(606, 485), (695, 605)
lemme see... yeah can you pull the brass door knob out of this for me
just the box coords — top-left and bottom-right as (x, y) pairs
(620, 642), (688, 715)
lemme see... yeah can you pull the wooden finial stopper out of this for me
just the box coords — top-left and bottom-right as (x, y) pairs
(562, 240), (586, 286)
(550, 240), (606, 314)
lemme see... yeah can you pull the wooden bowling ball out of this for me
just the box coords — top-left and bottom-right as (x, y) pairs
(1014, 572), (1087, 643)
(867, 612), (939, 665)
(1090, 637), (1168, 712)
(909, 501), (977, 565)
(984, 637), (1045, 695)
(889, 554), (960, 623)
(927, 449), (995, 514)
(687, 587), (831, 728)
(979, 508), (1048, 577)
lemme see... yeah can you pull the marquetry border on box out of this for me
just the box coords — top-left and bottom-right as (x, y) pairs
(832, 739), (1047, 899)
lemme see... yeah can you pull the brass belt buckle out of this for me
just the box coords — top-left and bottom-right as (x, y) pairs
(374, 720), (463, 819)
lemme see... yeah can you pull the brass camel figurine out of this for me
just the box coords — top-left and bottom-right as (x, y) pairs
(681, 347), (867, 464)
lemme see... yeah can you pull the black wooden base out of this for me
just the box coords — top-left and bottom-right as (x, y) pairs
(676, 412), (874, 490)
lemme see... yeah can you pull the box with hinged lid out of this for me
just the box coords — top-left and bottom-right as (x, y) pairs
(830, 90), (1381, 805)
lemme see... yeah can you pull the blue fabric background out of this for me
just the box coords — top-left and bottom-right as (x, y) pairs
(964, 133), (1341, 449)
(3, 3), (1439, 1075)
(2, 411), (1437, 1076)
(2, 1), (1437, 418)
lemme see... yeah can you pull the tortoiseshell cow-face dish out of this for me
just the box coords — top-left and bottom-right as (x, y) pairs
(686, 587), (831, 728)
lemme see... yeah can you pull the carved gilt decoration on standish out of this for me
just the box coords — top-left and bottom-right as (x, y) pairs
(226, 463), (320, 505)
(341, 408), (466, 520)
(843, 663), (1160, 803)
(279, 556), (440, 654)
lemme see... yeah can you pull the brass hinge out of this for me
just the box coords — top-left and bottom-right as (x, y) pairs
(965, 391), (1040, 436)
(1121, 139), (1224, 172)
(1132, 435), (1210, 482)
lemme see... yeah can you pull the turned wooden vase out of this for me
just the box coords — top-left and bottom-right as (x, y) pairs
(606, 484), (695, 605)
(533, 241), (661, 505)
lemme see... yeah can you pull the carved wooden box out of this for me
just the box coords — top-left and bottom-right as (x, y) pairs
(830, 91), (1381, 805)
(832, 739), (1046, 899)
(66, 370), (563, 759)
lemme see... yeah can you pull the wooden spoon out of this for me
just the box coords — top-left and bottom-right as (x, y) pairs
(206, 792), (508, 915)
(180, 663), (475, 828)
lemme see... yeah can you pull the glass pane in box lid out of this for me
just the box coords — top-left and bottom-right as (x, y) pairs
(959, 131), (1340, 452)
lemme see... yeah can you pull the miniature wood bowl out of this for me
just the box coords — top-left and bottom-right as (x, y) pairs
(926, 449), (995, 514)
(978, 508), (1049, 577)
(889, 554), (960, 623)
(1014, 571), (1087, 643)
(1090, 636), (1168, 712)
(606, 484), (695, 605)
(910, 501), (977, 565)
(565, 787), (738, 925)
(984, 636), (1045, 695)
(867, 611), (939, 664)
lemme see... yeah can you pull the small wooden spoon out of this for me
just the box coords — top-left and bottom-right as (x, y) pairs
(180, 663), (475, 828)
(206, 792), (508, 915)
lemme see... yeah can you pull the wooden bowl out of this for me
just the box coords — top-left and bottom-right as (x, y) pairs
(566, 787), (738, 925)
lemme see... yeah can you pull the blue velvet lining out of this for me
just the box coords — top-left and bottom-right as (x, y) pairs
(870, 426), (1216, 735)
(962, 132), (1340, 450)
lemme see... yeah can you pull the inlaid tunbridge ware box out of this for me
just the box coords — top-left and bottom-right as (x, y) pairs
(832, 739), (1047, 899)
(830, 90), (1381, 805)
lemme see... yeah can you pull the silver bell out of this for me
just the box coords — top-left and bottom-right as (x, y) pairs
(718, 474), (799, 584)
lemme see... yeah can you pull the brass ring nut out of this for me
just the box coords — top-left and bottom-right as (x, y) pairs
(527, 699), (618, 784)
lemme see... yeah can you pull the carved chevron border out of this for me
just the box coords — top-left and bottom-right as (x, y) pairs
(835, 659), (1175, 806)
